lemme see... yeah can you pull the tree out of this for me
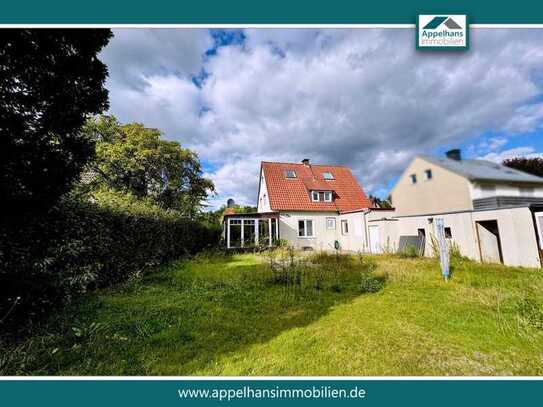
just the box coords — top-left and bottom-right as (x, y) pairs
(503, 157), (543, 178)
(0, 30), (112, 215)
(84, 115), (215, 216)
(368, 195), (392, 209)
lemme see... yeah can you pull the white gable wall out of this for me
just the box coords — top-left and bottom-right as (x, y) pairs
(257, 168), (271, 213)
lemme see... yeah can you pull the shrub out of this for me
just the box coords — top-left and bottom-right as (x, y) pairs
(0, 192), (220, 336)
(399, 244), (420, 258)
(264, 250), (384, 294)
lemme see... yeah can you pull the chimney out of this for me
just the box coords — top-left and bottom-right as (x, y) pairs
(445, 149), (461, 161)
(301, 158), (310, 166)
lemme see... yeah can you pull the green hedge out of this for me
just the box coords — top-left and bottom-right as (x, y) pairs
(0, 195), (220, 335)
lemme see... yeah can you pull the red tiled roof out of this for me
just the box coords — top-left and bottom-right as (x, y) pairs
(261, 161), (372, 213)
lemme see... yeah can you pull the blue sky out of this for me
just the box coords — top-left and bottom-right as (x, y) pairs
(99, 28), (543, 207)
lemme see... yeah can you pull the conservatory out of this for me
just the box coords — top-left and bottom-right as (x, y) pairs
(223, 212), (280, 249)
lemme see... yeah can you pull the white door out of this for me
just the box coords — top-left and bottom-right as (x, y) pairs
(369, 225), (381, 254)
(477, 221), (501, 263)
(535, 212), (543, 247)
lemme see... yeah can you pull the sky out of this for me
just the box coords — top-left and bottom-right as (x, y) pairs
(98, 28), (543, 209)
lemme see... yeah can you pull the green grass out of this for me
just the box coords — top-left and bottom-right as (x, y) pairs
(2, 252), (543, 375)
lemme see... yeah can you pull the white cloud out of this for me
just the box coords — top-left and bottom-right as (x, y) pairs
(100, 28), (543, 209)
(101, 29), (212, 89)
(480, 146), (543, 163)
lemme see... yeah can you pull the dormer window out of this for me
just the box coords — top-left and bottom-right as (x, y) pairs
(323, 191), (333, 202)
(322, 171), (334, 180)
(285, 170), (296, 178)
(311, 191), (320, 202)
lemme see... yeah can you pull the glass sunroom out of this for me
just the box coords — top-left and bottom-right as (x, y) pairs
(223, 212), (280, 249)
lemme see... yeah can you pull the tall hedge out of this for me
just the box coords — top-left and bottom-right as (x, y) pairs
(0, 195), (220, 335)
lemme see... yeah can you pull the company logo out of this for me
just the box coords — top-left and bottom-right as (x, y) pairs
(417, 15), (468, 49)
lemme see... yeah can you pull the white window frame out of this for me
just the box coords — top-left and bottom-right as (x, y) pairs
(341, 219), (349, 235)
(311, 191), (320, 202)
(326, 217), (336, 230)
(323, 191), (332, 202)
(227, 217), (278, 248)
(298, 219), (315, 238)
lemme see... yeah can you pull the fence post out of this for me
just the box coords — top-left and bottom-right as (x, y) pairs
(435, 218), (450, 280)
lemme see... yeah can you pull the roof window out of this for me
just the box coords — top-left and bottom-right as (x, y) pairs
(322, 171), (334, 180)
(285, 169), (297, 178)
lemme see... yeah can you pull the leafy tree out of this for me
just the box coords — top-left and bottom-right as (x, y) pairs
(368, 195), (392, 209)
(83, 115), (215, 216)
(0, 29), (112, 215)
(198, 203), (258, 226)
(503, 157), (543, 178)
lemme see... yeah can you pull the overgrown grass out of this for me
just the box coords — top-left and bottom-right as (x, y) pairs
(1, 252), (543, 375)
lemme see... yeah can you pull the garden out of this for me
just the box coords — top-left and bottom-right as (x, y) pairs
(2, 250), (542, 376)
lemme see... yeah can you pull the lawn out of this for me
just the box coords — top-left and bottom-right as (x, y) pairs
(2, 251), (543, 375)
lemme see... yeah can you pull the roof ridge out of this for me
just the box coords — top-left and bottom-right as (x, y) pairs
(419, 154), (543, 183)
(261, 161), (349, 168)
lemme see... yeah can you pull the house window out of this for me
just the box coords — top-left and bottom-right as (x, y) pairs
(323, 191), (333, 202)
(520, 187), (534, 196)
(341, 219), (349, 235)
(311, 191), (320, 202)
(424, 169), (433, 180)
(298, 219), (314, 238)
(481, 184), (496, 192)
(326, 217), (336, 230)
(285, 170), (296, 178)
(445, 227), (452, 238)
(322, 171), (334, 180)
(410, 174), (417, 184)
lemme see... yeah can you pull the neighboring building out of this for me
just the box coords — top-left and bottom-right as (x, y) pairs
(383, 149), (543, 268)
(224, 159), (380, 251)
(391, 149), (543, 216)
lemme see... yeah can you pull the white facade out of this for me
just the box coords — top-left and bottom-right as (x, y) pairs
(470, 182), (543, 200)
(271, 209), (398, 253)
(277, 211), (372, 252)
(367, 207), (542, 268)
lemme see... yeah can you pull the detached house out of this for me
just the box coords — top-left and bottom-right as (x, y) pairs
(391, 149), (543, 216)
(223, 159), (388, 251)
(381, 149), (543, 268)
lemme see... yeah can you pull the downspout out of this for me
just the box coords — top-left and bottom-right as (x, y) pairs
(529, 206), (543, 267)
(363, 209), (371, 253)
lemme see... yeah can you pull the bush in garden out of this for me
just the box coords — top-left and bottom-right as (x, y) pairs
(0, 192), (220, 336)
(263, 249), (384, 294)
(399, 244), (420, 258)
